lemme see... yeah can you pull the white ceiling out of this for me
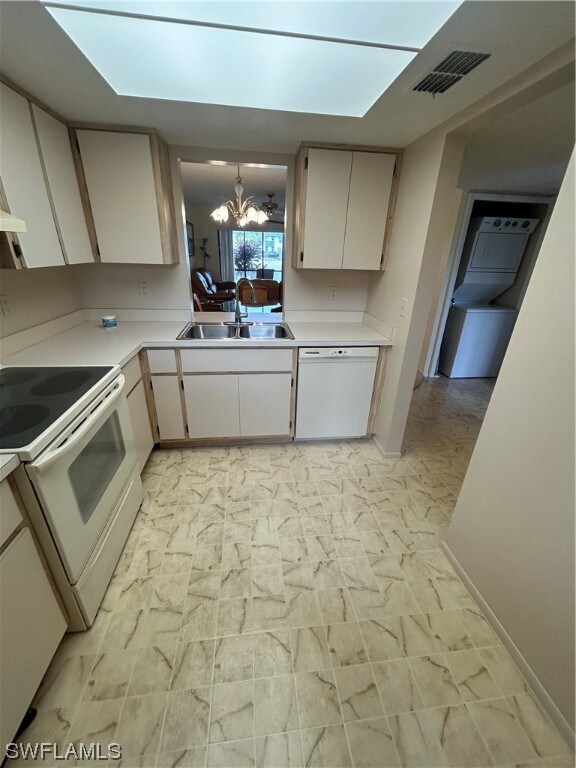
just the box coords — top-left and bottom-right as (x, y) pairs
(0, 1), (574, 152)
(181, 162), (287, 211)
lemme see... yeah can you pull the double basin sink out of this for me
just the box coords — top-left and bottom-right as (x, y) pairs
(177, 322), (294, 341)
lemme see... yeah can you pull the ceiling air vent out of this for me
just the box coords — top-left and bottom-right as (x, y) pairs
(413, 51), (491, 95)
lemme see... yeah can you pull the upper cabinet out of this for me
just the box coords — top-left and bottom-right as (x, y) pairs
(292, 146), (400, 271)
(0, 84), (78, 268)
(73, 129), (179, 264)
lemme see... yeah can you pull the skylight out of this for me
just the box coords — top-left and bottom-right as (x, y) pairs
(43, 1), (464, 117)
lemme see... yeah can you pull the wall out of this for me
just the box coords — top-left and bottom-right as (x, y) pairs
(365, 131), (465, 453)
(444, 151), (575, 734)
(0, 266), (81, 337)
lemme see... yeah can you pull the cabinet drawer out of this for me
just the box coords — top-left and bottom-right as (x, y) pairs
(181, 348), (292, 373)
(147, 349), (178, 373)
(122, 354), (143, 393)
(0, 479), (23, 549)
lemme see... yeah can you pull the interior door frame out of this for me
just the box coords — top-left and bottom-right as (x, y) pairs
(423, 191), (555, 378)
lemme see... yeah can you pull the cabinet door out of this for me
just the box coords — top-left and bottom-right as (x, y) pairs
(0, 528), (66, 747)
(127, 380), (154, 472)
(301, 148), (352, 269)
(183, 375), (240, 438)
(76, 130), (165, 264)
(0, 84), (64, 267)
(31, 105), (94, 264)
(239, 374), (292, 437)
(151, 376), (185, 440)
(342, 152), (396, 270)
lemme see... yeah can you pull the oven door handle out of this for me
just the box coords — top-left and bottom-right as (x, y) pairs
(32, 376), (126, 474)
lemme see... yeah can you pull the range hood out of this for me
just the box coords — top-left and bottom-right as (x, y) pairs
(0, 210), (27, 232)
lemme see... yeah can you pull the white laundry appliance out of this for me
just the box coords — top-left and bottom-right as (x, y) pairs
(439, 216), (539, 378)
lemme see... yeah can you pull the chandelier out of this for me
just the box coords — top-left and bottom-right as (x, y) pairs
(211, 166), (269, 227)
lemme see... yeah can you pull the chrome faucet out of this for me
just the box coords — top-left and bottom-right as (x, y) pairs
(225, 277), (256, 326)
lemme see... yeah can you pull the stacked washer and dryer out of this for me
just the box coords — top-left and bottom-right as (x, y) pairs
(439, 216), (539, 378)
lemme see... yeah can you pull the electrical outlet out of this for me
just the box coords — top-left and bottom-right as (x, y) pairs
(328, 286), (338, 301)
(0, 294), (11, 317)
(400, 297), (408, 317)
(138, 283), (148, 298)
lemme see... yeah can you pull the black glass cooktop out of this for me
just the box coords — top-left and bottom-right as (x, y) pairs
(0, 366), (113, 450)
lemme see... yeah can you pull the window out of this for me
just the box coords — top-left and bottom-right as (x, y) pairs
(233, 230), (283, 312)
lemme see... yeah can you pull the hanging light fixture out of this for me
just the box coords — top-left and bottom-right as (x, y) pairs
(211, 166), (269, 227)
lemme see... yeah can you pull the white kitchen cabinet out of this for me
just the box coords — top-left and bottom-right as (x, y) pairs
(0, 528), (66, 747)
(239, 374), (292, 436)
(342, 152), (396, 270)
(0, 83), (64, 267)
(31, 105), (94, 264)
(127, 379), (154, 472)
(151, 376), (185, 440)
(75, 129), (178, 264)
(184, 375), (241, 438)
(293, 145), (399, 271)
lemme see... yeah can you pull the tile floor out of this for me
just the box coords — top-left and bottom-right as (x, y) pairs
(21, 377), (574, 767)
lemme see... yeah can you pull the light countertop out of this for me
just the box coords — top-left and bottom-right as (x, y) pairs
(2, 316), (392, 369)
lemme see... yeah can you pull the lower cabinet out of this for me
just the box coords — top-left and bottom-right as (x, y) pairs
(184, 375), (240, 438)
(126, 379), (154, 472)
(145, 348), (295, 443)
(0, 527), (67, 747)
(151, 375), (186, 440)
(183, 373), (292, 439)
(239, 374), (292, 436)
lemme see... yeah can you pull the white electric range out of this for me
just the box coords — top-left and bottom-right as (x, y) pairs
(0, 365), (143, 630)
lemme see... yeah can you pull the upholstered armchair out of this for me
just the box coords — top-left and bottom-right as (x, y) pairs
(191, 268), (236, 309)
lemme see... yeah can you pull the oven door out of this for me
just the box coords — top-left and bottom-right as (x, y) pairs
(26, 375), (137, 584)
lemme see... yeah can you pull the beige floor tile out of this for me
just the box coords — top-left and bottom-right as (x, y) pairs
(213, 635), (253, 683)
(100, 609), (148, 653)
(217, 597), (254, 636)
(317, 587), (356, 624)
(283, 562), (315, 589)
(220, 567), (252, 599)
(156, 747), (207, 767)
(325, 622), (368, 667)
(187, 570), (221, 601)
(285, 587), (323, 628)
(425, 703), (493, 767)
(116, 692), (167, 755)
(254, 630), (293, 677)
(207, 738), (255, 767)
(210, 681), (254, 743)
(141, 606), (184, 647)
(388, 709), (445, 768)
(172, 639), (215, 689)
(424, 610), (473, 652)
(128, 643), (176, 696)
(345, 718), (401, 767)
(479, 646), (530, 696)
(506, 692), (572, 759)
(310, 559), (345, 589)
(467, 697), (538, 764)
(443, 648), (500, 702)
(373, 659), (424, 715)
(458, 607), (501, 648)
(34, 654), (96, 709)
(251, 564), (284, 596)
(180, 600), (217, 642)
(334, 664), (383, 722)
(10, 706), (75, 757)
(161, 687), (211, 751)
(408, 654), (462, 708)
(300, 725), (352, 767)
(306, 535), (337, 560)
(253, 594), (288, 631)
(67, 699), (122, 749)
(254, 675), (298, 736)
(255, 732), (303, 768)
(83, 650), (137, 702)
(295, 670), (342, 728)
(290, 626), (331, 673)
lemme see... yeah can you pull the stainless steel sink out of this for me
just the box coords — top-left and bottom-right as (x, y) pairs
(177, 322), (293, 341)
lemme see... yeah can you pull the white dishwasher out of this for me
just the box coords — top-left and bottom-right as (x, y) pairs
(296, 347), (379, 439)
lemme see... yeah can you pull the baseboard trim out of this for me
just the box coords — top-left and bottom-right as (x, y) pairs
(441, 541), (575, 750)
(373, 436), (402, 460)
